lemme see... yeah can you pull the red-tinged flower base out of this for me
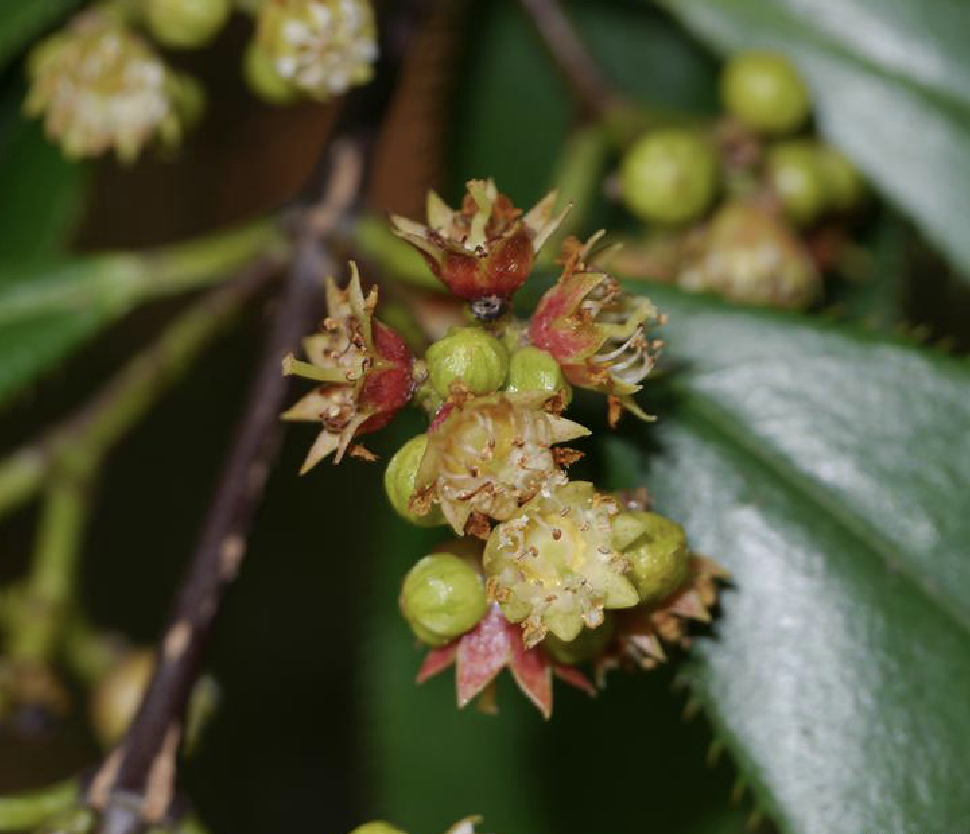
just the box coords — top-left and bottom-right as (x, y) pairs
(357, 322), (414, 435)
(416, 603), (595, 719)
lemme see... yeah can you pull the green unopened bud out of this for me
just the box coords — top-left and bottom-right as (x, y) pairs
(244, 42), (297, 103)
(543, 614), (615, 665)
(426, 326), (509, 397)
(349, 824), (408, 834)
(505, 346), (571, 404)
(384, 435), (445, 527)
(767, 140), (828, 226)
(621, 129), (718, 225)
(815, 144), (865, 213)
(613, 511), (689, 603)
(145, 0), (230, 49)
(400, 554), (487, 646)
(721, 52), (809, 136)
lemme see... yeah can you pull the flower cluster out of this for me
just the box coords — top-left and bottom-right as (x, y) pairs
(284, 181), (723, 716)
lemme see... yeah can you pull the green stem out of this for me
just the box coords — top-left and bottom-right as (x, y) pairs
(0, 219), (285, 327)
(0, 780), (79, 832)
(7, 479), (89, 664)
(0, 253), (285, 520)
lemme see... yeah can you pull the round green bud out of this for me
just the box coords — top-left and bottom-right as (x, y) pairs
(384, 435), (446, 527)
(426, 326), (509, 398)
(767, 140), (828, 226)
(721, 52), (810, 136)
(621, 129), (719, 225)
(243, 43), (297, 104)
(543, 614), (615, 665)
(349, 824), (407, 834)
(612, 511), (689, 603)
(400, 553), (488, 646)
(505, 346), (571, 403)
(145, 0), (230, 49)
(815, 144), (865, 213)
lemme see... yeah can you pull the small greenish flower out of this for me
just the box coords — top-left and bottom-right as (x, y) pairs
(145, 0), (231, 49)
(678, 200), (821, 308)
(484, 481), (639, 647)
(612, 511), (690, 603)
(400, 554), (488, 646)
(721, 51), (810, 136)
(426, 326), (509, 398)
(384, 435), (446, 527)
(767, 140), (829, 226)
(256, 0), (378, 101)
(411, 393), (589, 535)
(26, 10), (194, 161)
(620, 128), (719, 225)
(505, 346), (570, 404)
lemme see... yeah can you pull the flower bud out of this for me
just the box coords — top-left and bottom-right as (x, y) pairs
(505, 346), (570, 404)
(26, 10), (192, 161)
(678, 200), (821, 308)
(384, 435), (445, 527)
(349, 823), (407, 834)
(390, 180), (568, 301)
(89, 650), (154, 746)
(426, 326), (509, 397)
(815, 144), (865, 213)
(400, 554), (488, 646)
(721, 52), (809, 136)
(543, 614), (615, 665)
(411, 393), (589, 535)
(767, 140), (829, 226)
(244, 42), (298, 103)
(282, 263), (415, 470)
(484, 481), (639, 647)
(620, 129), (718, 225)
(256, 0), (378, 101)
(612, 511), (689, 603)
(145, 0), (230, 49)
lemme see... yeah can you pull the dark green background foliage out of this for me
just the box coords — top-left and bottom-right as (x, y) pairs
(1, 1), (969, 833)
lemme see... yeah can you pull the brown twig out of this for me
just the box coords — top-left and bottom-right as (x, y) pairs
(515, 0), (627, 120)
(88, 3), (435, 832)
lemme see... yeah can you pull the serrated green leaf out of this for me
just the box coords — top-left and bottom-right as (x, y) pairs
(0, 0), (82, 73)
(660, 0), (970, 282)
(597, 281), (970, 833)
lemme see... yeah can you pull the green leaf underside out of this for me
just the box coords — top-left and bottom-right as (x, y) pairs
(599, 281), (970, 832)
(0, 0), (83, 72)
(659, 0), (970, 281)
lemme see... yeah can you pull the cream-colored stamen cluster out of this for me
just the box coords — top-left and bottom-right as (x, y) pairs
(483, 482), (639, 648)
(26, 10), (188, 161)
(258, 0), (378, 100)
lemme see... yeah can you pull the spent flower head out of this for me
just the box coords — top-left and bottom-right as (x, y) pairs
(282, 264), (416, 470)
(390, 179), (569, 305)
(530, 234), (662, 424)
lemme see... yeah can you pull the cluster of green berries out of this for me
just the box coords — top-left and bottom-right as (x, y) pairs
(25, 0), (378, 160)
(284, 181), (722, 716)
(616, 52), (866, 308)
